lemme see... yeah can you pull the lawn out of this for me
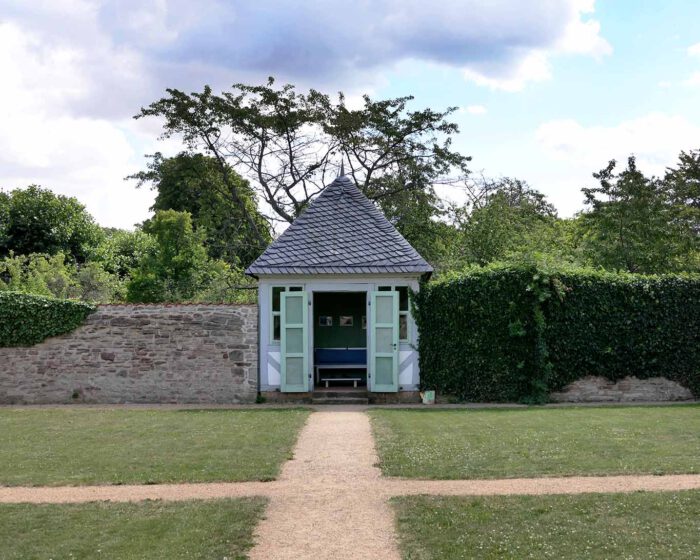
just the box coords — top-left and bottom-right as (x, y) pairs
(370, 405), (700, 479)
(392, 491), (700, 560)
(0, 408), (309, 486)
(0, 498), (265, 559)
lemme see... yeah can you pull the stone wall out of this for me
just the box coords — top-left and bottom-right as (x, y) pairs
(550, 375), (694, 403)
(0, 304), (258, 404)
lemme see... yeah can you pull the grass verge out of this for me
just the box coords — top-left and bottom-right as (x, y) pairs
(393, 491), (700, 559)
(0, 497), (265, 559)
(0, 408), (309, 486)
(370, 405), (700, 479)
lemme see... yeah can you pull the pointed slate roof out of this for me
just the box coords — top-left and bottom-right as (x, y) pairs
(246, 176), (433, 276)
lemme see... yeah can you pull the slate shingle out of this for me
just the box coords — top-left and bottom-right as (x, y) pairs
(245, 176), (433, 276)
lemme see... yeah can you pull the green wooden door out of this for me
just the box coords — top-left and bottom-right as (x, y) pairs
(281, 291), (309, 392)
(370, 291), (399, 392)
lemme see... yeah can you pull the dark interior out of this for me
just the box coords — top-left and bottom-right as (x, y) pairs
(313, 292), (367, 388)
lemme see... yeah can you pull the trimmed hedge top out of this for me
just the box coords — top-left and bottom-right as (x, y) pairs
(413, 264), (700, 402)
(0, 292), (96, 347)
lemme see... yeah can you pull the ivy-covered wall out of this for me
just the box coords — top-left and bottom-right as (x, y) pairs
(413, 265), (700, 402)
(0, 292), (95, 347)
(545, 271), (700, 395)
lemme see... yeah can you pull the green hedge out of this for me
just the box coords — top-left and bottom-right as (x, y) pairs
(545, 271), (700, 396)
(0, 292), (96, 347)
(413, 265), (700, 402)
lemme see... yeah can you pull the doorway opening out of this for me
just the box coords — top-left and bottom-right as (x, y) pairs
(312, 291), (367, 390)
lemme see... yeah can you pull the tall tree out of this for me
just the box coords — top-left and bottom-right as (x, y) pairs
(128, 152), (271, 267)
(459, 175), (556, 215)
(665, 148), (700, 246)
(373, 173), (455, 266)
(453, 178), (560, 266)
(136, 78), (470, 251)
(1, 185), (102, 262)
(579, 156), (684, 273)
(0, 190), (9, 250)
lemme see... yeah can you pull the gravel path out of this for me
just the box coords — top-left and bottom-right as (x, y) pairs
(2, 409), (700, 559)
(248, 410), (401, 560)
(0, 481), (271, 504)
(384, 473), (700, 496)
(3, 473), (700, 504)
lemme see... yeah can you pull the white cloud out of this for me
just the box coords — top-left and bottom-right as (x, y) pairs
(536, 113), (700, 176)
(0, 21), (157, 229)
(463, 105), (487, 115)
(681, 43), (700, 87)
(462, 1), (610, 91)
(7, 1), (611, 101)
(0, 23), (86, 117)
(470, 112), (700, 219)
(464, 51), (552, 92)
(688, 42), (700, 57)
(684, 72), (700, 87)
(0, 0), (612, 227)
(556, 5), (612, 57)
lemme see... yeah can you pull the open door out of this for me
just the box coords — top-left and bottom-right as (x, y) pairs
(369, 291), (399, 392)
(281, 291), (309, 392)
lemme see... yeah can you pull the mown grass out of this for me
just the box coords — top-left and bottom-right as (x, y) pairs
(370, 405), (700, 479)
(0, 408), (309, 486)
(0, 498), (266, 560)
(393, 491), (700, 560)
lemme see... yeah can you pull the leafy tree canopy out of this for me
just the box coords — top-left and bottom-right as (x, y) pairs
(136, 78), (471, 252)
(665, 148), (700, 246)
(126, 210), (209, 303)
(0, 190), (9, 249)
(459, 175), (557, 216)
(125, 209), (255, 303)
(0, 185), (102, 262)
(579, 156), (694, 273)
(0, 252), (123, 303)
(128, 152), (271, 267)
(90, 228), (156, 279)
(446, 178), (564, 268)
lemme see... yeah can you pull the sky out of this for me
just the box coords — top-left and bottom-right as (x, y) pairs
(1, 0), (700, 229)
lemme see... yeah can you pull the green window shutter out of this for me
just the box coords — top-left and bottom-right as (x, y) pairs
(281, 291), (309, 392)
(369, 291), (399, 392)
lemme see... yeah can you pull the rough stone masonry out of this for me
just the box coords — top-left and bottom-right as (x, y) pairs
(0, 304), (258, 404)
(550, 375), (694, 403)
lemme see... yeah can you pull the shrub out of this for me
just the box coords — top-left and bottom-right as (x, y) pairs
(0, 252), (125, 303)
(414, 264), (700, 402)
(0, 292), (95, 347)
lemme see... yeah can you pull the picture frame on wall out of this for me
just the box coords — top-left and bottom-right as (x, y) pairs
(318, 315), (333, 326)
(339, 316), (354, 327)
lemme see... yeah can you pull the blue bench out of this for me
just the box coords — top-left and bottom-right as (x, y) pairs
(314, 348), (367, 387)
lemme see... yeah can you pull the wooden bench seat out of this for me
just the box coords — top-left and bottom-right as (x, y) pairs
(320, 376), (363, 388)
(314, 348), (367, 386)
